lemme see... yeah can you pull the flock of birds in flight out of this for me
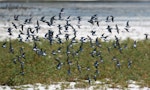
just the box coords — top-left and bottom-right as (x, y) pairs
(1, 8), (149, 84)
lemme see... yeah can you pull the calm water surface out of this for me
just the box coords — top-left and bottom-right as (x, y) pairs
(0, 2), (150, 16)
(0, 2), (150, 25)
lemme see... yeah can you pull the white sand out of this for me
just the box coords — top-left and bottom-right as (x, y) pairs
(0, 80), (149, 90)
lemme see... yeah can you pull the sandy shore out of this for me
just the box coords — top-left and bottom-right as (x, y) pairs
(0, 80), (149, 90)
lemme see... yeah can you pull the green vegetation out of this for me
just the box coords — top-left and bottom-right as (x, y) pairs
(0, 38), (150, 88)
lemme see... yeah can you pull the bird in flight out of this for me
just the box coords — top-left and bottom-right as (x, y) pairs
(59, 8), (64, 20)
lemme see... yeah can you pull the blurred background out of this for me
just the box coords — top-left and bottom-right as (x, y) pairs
(0, 0), (150, 2)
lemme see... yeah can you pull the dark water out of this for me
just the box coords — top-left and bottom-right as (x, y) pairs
(0, 2), (150, 16)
